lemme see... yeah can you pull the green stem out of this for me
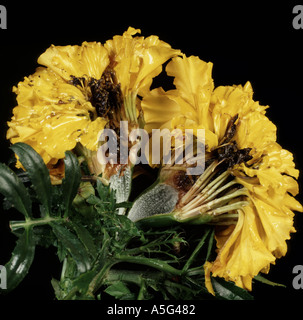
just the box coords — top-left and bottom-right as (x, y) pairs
(106, 269), (146, 285)
(203, 179), (238, 203)
(106, 269), (166, 285)
(163, 279), (201, 295)
(182, 228), (211, 274)
(63, 286), (81, 300)
(10, 216), (65, 231)
(115, 255), (183, 276)
(137, 281), (147, 300)
(186, 266), (205, 277)
(87, 261), (116, 296)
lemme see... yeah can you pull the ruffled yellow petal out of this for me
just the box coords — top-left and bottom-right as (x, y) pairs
(165, 56), (214, 135)
(38, 42), (109, 80)
(7, 64), (99, 165)
(170, 114), (218, 150)
(79, 117), (107, 151)
(166, 55), (214, 124)
(211, 205), (276, 291)
(252, 196), (294, 257)
(12, 67), (64, 107)
(39, 114), (88, 159)
(260, 143), (300, 179)
(104, 27), (181, 97)
(141, 87), (180, 133)
(210, 82), (276, 152)
(12, 67), (92, 113)
(142, 55), (216, 149)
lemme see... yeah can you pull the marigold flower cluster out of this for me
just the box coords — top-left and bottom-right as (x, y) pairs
(7, 27), (302, 294)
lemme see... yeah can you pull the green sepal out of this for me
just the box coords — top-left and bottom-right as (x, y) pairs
(128, 182), (179, 222)
(135, 210), (213, 228)
(135, 212), (179, 228)
(109, 165), (133, 215)
(129, 178), (214, 227)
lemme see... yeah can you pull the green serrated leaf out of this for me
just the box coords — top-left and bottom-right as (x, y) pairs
(51, 222), (91, 274)
(62, 151), (81, 217)
(11, 143), (52, 216)
(0, 163), (32, 219)
(72, 223), (98, 260)
(1, 227), (35, 293)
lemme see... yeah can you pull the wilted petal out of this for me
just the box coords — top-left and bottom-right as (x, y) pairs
(211, 205), (276, 290)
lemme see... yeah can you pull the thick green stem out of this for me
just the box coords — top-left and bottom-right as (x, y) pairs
(10, 216), (65, 231)
(87, 261), (116, 296)
(115, 255), (183, 276)
(137, 281), (147, 300)
(106, 269), (147, 285)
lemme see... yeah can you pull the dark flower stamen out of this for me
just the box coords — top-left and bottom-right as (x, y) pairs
(69, 67), (124, 123)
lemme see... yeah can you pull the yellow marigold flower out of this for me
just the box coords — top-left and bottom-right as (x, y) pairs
(7, 27), (180, 178)
(141, 54), (303, 292)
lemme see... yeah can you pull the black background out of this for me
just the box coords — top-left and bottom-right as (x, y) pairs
(0, 1), (303, 302)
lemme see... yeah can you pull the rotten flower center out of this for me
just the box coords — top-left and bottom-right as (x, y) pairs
(69, 67), (140, 179)
(69, 67), (125, 132)
(163, 115), (253, 224)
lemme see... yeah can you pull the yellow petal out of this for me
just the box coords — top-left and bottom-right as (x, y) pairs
(260, 143), (300, 179)
(105, 27), (180, 97)
(79, 117), (107, 151)
(170, 114), (218, 150)
(251, 195), (295, 258)
(235, 112), (276, 153)
(80, 42), (110, 79)
(211, 205), (275, 290)
(210, 82), (276, 149)
(9, 125), (37, 140)
(39, 115), (89, 159)
(141, 88), (180, 132)
(38, 42), (109, 81)
(166, 55), (214, 127)
(203, 262), (215, 296)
